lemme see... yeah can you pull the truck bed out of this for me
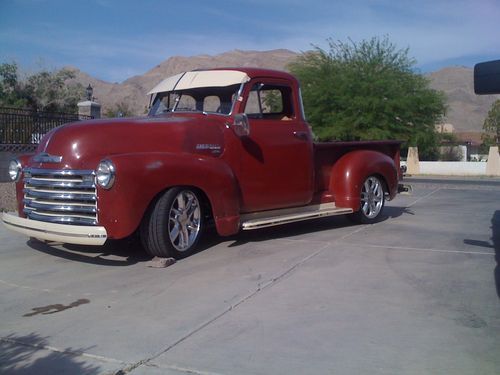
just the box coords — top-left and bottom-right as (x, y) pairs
(313, 140), (402, 195)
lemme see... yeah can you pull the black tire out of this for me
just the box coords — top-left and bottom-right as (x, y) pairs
(141, 187), (204, 259)
(349, 175), (385, 224)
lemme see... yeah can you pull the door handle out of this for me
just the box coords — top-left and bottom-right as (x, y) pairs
(293, 131), (309, 141)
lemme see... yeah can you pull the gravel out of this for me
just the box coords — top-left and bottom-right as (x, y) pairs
(0, 182), (17, 212)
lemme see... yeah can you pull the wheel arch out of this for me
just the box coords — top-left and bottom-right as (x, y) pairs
(329, 149), (398, 211)
(97, 152), (241, 239)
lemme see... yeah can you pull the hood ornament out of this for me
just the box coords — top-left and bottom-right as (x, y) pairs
(33, 152), (63, 163)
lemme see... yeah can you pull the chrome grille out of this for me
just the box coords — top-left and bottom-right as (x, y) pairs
(23, 168), (97, 225)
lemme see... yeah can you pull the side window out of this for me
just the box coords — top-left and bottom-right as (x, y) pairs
(244, 83), (294, 120)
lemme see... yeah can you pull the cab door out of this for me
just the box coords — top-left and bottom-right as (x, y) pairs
(237, 79), (314, 212)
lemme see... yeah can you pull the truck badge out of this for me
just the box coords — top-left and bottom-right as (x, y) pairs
(196, 144), (221, 153)
(33, 152), (63, 163)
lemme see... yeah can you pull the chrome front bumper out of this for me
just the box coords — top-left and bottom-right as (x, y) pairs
(2, 212), (107, 246)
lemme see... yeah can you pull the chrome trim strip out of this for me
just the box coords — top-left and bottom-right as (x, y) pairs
(23, 199), (97, 214)
(24, 210), (97, 226)
(24, 190), (96, 202)
(241, 206), (353, 230)
(24, 178), (95, 189)
(25, 168), (95, 176)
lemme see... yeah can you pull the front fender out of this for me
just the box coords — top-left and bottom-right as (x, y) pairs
(97, 152), (240, 239)
(330, 150), (398, 210)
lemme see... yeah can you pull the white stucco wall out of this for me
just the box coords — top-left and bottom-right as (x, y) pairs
(419, 162), (487, 176)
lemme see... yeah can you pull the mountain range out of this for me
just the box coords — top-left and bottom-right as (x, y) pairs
(67, 49), (499, 133)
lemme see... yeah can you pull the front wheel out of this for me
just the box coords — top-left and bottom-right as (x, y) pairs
(349, 175), (385, 224)
(141, 187), (204, 259)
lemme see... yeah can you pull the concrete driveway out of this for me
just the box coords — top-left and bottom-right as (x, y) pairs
(1, 178), (499, 375)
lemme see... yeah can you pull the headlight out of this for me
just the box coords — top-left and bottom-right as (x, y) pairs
(96, 160), (115, 189)
(8, 159), (22, 182)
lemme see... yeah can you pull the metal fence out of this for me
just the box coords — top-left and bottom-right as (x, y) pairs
(0, 107), (92, 153)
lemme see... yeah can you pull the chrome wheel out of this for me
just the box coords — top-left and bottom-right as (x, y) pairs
(360, 176), (384, 219)
(168, 190), (201, 252)
(141, 187), (205, 259)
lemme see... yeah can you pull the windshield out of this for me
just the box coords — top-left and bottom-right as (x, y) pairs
(149, 84), (241, 116)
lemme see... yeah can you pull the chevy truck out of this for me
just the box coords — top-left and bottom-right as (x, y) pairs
(3, 68), (405, 258)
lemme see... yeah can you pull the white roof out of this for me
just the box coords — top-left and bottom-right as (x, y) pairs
(147, 70), (250, 95)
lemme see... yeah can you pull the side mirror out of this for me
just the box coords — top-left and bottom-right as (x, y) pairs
(474, 59), (500, 95)
(232, 113), (250, 137)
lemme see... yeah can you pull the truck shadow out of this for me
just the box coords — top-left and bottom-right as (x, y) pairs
(226, 205), (412, 247)
(25, 206), (412, 266)
(27, 235), (151, 266)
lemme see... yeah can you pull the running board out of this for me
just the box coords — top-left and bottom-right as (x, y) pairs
(240, 203), (353, 230)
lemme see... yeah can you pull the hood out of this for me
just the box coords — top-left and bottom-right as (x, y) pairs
(33, 114), (226, 170)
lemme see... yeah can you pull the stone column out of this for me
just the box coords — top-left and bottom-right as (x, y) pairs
(486, 146), (500, 176)
(406, 147), (420, 175)
(77, 100), (101, 119)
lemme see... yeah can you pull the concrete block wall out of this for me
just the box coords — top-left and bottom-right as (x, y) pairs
(406, 146), (500, 176)
(419, 161), (487, 176)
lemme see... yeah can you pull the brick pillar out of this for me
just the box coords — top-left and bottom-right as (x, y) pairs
(77, 100), (101, 119)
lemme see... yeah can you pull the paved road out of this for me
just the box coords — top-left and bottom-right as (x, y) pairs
(1, 179), (499, 374)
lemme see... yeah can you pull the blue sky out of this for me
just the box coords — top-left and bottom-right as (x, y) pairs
(1, 0), (499, 83)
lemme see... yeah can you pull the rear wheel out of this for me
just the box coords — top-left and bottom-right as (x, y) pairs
(349, 175), (385, 224)
(141, 187), (204, 258)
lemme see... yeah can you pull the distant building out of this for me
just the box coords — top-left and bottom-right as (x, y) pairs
(456, 132), (484, 159)
(435, 123), (455, 133)
(434, 123), (485, 160)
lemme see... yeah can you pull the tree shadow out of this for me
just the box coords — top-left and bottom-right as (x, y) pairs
(0, 333), (104, 374)
(463, 210), (500, 299)
(27, 234), (151, 267)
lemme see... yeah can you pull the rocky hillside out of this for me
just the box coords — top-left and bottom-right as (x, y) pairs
(68, 49), (299, 116)
(68, 49), (499, 133)
(428, 67), (500, 132)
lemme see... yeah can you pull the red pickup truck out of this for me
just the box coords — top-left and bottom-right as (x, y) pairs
(3, 68), (405, 258)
